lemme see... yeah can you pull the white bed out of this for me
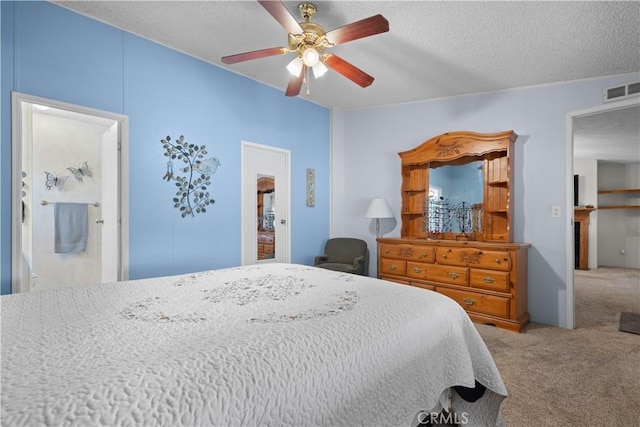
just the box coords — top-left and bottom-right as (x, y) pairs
(1, 263), (507, 426)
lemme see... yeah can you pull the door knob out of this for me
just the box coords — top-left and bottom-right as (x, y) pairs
(280, 219), (286, 225)
(96, 219), (104, 224)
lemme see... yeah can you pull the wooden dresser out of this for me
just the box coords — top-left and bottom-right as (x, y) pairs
(379, 130), (531, 332)
(257, 230), (275, 260)
(378, 238), (530, 332)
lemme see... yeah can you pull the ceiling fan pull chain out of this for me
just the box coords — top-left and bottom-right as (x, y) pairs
(306, 66), (311, 96)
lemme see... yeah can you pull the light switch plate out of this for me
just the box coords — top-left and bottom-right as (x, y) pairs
(551, 206), (561, 217)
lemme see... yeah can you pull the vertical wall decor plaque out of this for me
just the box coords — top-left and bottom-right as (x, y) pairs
(306, 168), (315, 207)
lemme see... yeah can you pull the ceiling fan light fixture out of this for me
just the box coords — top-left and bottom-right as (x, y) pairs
(312, 61), (328, 78)
(302, 48), (320, 66)
(221, 1), (389, 97)
(286, 57), (304, 76)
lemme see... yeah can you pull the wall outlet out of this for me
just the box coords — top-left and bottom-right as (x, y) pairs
(551, 206), (561, 218)
(620, 249), (626, 256)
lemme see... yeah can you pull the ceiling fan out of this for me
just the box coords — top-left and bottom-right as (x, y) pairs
(221, 1), (389, 97)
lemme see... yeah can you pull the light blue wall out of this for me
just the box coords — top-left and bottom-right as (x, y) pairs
(1, 1), (330, 294)
(332, 72), (640, 328)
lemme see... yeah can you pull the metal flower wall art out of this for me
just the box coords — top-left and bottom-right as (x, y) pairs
(161, 135), (220, 218)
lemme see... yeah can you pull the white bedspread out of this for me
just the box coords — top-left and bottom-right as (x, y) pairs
(1, 263), (507, 426)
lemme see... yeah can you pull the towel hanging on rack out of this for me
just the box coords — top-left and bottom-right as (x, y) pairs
(54, 203), (88, 253)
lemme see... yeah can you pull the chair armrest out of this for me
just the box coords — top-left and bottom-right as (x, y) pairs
(314, 255), (329, 266)
(352, 255), (365, 267)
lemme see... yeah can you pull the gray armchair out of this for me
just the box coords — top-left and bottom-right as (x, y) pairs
(314, 238), (368, 275)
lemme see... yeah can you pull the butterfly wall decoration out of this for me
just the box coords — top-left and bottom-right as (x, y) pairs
(44, 172), (69, 191)
(67, 161), (93, 182)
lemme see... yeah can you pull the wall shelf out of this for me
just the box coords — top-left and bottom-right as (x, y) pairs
(598, 205), (640, 210)
(597, 188), (640, 210)
(597, 188), (640, 195)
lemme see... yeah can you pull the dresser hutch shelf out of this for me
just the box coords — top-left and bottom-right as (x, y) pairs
(378, 130), (530, 332)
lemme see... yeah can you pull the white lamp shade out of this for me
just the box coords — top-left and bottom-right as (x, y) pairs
(312, 61), (328, 78)
(302, 48), (319, 66)
(286, 57), (303, 76)
(365, 198), (394, 219)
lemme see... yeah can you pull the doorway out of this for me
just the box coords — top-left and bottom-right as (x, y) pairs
(11, 92), (129, 293)
(241, 141), (291, 265)
(566, 97), (639, 328)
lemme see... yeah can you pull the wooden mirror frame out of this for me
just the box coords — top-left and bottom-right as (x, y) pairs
(398, 130), (517, 242)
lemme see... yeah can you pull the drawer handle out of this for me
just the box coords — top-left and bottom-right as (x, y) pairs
(412, 267), (422, 273)
(442, 254), (447, 259)
(390, 264), (397, 271)
(448, 272), (459, 279)
(462, 297), (475, 306)
(421, 253), (428, 258)
(495, 258), (501, 264)
(483, 277), (495, 283)
(384, 249), (389, 254)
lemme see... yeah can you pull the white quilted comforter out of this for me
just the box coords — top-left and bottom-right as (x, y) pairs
(1, 263), (507, 426)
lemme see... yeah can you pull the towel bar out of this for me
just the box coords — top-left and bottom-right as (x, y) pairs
(41, 200), (100, 207)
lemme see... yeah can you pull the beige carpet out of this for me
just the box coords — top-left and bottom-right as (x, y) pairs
(476, 267), (640, 427)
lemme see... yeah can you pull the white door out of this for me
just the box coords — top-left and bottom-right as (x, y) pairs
(241, 141), (291, 265)
(11, 93), (128, 292)
(101, 122), (120, 283)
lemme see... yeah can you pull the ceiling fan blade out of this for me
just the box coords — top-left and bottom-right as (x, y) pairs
(285, 65), (306, 97)
(326, 14), (389, 46)
(323, 54), (374, 88)
(221, 47), (287, 64)
(258, 1), (303, 35)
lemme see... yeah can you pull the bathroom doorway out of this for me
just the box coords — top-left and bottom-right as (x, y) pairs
(11, 92), (129, 292)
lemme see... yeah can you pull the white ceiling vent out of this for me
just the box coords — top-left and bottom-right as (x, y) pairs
(603, 81), (640, 103)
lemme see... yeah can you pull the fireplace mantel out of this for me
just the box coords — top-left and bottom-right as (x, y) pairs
(574, 207), (596, 270)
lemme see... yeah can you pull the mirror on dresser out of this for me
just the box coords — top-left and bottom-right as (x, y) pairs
(399, 131), (516, 242)
(379, 131), (531, 332)
(427, 160), (484, 238)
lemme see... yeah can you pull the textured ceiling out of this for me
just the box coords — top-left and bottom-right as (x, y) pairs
(53, 1), (640, 162)
(55, 0), (640, 110)
(574, 105), (639, 164)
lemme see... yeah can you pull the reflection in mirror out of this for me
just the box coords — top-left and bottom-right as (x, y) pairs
(426, 161), (484, 238)
(257, 175), (275, 260)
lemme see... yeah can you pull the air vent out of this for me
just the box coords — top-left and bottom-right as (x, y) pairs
(603, 81), (640, 103)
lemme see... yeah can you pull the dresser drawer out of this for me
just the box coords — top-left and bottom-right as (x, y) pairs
(258, 233), (274, 244)
(262, 244), (274, 255)
(426, 264), (468, 286)
(472, 250), (511, 271)
(406, 261), (430, 280)
(469, 269), (509, 292)
(438, 287), (509, 318)
(436, 248), (477, 266)
(408, 281), (435, 292)
(381, 276), (411, 286)
(380, 258), (406, 276)
(436, 248), (511, 271)
(380, 243), (435, 262)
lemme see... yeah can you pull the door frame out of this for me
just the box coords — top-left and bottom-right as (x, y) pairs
(564, 96), (639, 328)
(11, 92), (129, 293)
(240, 141), (291, 265)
